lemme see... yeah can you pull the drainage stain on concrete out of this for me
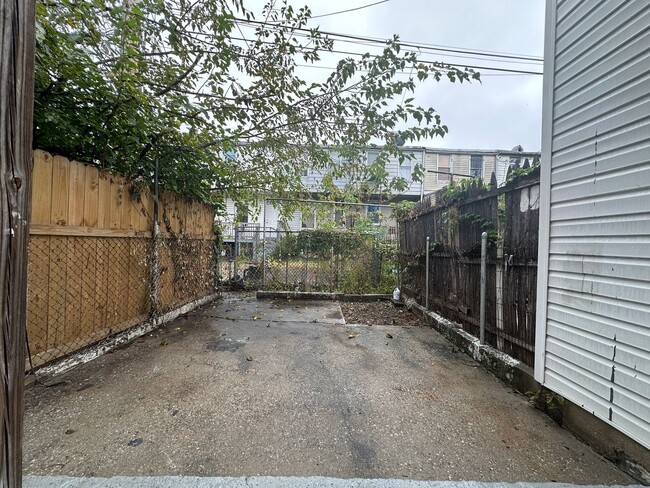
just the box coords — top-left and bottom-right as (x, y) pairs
(206, 338), (244, 353)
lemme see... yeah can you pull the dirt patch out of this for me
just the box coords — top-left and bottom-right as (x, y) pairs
(340, 300), (423, 326)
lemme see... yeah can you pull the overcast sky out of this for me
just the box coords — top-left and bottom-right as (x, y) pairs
(242, 0), (546, 152)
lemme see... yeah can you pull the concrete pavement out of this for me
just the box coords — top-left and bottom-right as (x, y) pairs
(23, 477), (647, 488)
(23, 296), (636, 483)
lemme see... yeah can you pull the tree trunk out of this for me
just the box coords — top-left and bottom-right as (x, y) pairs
(1, 0), (36, 484)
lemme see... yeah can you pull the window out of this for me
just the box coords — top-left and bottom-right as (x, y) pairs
(302, 213), (315, 229)
(367, 151), (379, 165)
(367, 205), (381, 223)
(236, 205), (248, 223)
(470, 155), (484, 178)
(301, 168), (309, 177)
(399, 162), (412, 180)
(438, 154), (450, 181)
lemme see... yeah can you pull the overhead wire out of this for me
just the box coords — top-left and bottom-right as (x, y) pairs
(234, 21), (542, 66)
(126, 7), (542, 74)
(233, 17), (543, 63)
(294, 63), (536, 76)
(309, 0), (391, 19)
(224, 33), (542, 75)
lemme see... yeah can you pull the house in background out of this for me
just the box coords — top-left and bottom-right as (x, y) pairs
(536, 0), (650, 469)
(220, 145), (539, 242)
(422, 145), (539, 193)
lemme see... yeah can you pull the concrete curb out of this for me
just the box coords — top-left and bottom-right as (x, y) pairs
(23, 477), (647, 488)
(404, 297), (539, 398)
(257, 291), (391, 302)
(29, 293), (220, 380)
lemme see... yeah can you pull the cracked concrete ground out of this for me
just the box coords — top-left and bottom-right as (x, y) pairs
(24, 296), (635, 483)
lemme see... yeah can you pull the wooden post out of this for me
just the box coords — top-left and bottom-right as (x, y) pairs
(1, 0), (37, 484)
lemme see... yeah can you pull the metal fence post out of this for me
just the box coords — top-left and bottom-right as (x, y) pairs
(480, 231), (488, 345)
(151, 157), (160, 323)
(302, 248), (307, 291)
(262, 199), (266, 288)
(285, 247), (289, 287)
(425, 236), (430, 310)
(234, 224), (239, 278)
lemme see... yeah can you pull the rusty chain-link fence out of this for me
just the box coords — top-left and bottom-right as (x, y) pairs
(220, 227), (397, 294)
(27, 151), (220, 369)
(27, 234), (219, 368)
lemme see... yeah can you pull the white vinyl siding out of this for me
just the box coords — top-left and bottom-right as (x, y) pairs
(423, 152), (439, 192)
(438, 154), (451, 182)
(537, 0), (650, 449)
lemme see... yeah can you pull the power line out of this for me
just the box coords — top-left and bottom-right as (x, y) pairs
(235, 22), (543, 66)
(294, 63), (538, 76)
(310, 0), (390, 20)
(235, 17), (543, 63)
(225, 34), (543, 75)
(131, 12), (543, 75)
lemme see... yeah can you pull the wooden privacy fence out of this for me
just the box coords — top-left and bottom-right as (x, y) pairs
(27, 150), (218, 367)
(398, 168), (540, 366)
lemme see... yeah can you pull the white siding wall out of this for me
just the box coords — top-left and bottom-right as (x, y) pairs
(495, 156), (512, 186)
(299, 150), (423, 197)
(537, 0), (650, 449)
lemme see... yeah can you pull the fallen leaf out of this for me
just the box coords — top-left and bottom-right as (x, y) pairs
(386, 333), (393, 339)
(252, 316), (260, 320)
(348, 333), (357, 339)
(246, 355), (253, 361)
(160, 339), (169, 346)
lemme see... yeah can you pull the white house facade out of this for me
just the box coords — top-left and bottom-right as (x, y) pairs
(220, 145), (538, 240)
(536, 0), (650, 450)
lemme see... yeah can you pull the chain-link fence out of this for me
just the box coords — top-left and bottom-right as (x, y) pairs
(27, 234), (219, 367)
(220, 227), (397, 294)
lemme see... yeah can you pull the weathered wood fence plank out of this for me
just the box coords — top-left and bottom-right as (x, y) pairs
(26, 151), (217, 368)
(399, 172), (540, 366)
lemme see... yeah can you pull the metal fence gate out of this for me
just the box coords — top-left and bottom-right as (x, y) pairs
(220, 225), (397, 294)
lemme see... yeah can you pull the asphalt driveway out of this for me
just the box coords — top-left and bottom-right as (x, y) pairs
(23, 296), (635, 483)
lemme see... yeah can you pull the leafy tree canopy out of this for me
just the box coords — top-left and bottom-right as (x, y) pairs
(35, 0), (479, 209)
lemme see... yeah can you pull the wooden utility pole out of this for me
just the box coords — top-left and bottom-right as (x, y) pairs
(1, 0), (37, 484)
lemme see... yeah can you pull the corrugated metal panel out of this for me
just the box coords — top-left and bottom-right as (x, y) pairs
(538, 0), (650, 449)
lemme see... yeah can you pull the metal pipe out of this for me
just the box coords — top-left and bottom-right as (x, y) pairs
(261, 198), (267, 288)
(151, 157), (160, 322)
(265, 196), (393, 208)
(234, 224), (239, 278)
(303, 248), (307, 291)
(426, 169), (474, 178)
(480, 231), (488, 345)
(425, 236), (430, 310)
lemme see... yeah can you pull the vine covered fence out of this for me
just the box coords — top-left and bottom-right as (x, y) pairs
(398, 167), (540, 366)
(27, 151), (218, 368)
